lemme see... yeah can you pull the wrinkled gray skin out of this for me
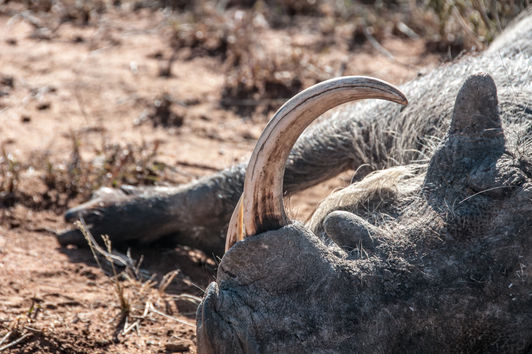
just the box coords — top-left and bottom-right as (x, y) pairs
(59, 9), (532, 259)
(195, 12), (532, 353)
(197, 72), (532, 352)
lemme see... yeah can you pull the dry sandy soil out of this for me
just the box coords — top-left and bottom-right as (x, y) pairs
(0, 2), (441, 352)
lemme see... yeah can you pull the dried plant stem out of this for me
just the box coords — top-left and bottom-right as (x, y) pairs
(0, 333), (32, 352)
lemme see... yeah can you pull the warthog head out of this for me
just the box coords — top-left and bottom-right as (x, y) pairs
(196, 73), (532, 353)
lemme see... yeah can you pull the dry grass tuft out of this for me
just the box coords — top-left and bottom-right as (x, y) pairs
(75, 220), (196, 339)
(422, 0), (529, 56)
(0, 129), (183, 214)
(161, 0), (528, 118)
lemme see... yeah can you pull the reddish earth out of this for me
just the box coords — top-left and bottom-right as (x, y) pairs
(0, 3), (439, 352)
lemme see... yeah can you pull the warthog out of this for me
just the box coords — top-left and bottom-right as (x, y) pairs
(195, 11), (532, 353)
(59, 8), (531, 254)
(60, 8), (531, 352)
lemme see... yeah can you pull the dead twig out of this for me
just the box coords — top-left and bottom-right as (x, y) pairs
(0, 332), (11, 347)
(159, 270), (180, 294)
(0, 333), (32, 352)
(121, 316), (141, 336)
(176, 161), (220, 172)
(102, 235), (130, 317)
(146, 302), (195, 328)
(449, 4), (483, 48)
(363, 27), (413, 69)
(76, 218), (138, 273)
(173, 294), (203, 305)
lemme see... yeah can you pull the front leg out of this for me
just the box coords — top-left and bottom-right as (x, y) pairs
(58, 165), (246, 255)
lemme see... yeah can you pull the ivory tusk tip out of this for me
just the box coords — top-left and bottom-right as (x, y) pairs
(393, 90), (408, 106)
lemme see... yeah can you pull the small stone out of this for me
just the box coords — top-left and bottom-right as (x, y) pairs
(36, 102), (51, 110)
(72, 35), (85, 43)
(1, 75), (14, 88)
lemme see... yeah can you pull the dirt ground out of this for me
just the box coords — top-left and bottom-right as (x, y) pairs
(0, 1), (445, 352)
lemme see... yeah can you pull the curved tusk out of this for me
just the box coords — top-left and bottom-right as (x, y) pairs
(225, 76), (408, 251)
(225, 195), (244, 251)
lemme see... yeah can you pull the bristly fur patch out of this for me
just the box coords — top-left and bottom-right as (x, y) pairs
(307, 165), (423, 235)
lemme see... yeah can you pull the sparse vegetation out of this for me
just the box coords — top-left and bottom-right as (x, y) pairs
(76, 220), (197, 338)
(162, 0), (528, 115)
(0, 0), (529, 352)
(3, 0), (527, 116)
(0, 131), (179, 214)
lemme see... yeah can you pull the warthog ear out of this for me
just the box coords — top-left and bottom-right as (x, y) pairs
(424, 74), (506, 191)
(449, 73), (503, 140)
(420, 73), (529, 233)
